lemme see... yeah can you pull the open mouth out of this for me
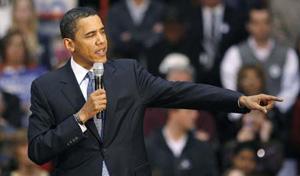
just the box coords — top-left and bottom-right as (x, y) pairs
(95, 49), (106, 56)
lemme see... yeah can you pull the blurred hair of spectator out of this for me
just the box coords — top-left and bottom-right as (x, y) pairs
(237, 65), (265, 96)
(225, 142), (258, 176)
(5, 129), (49, 176)
(146, 108), (218, 176)
(0, 0), (12, 38)
(0, 30), (46, 126)
(106, 0), (164, 62)
(10, 0), (51, 69)
(144, 53), (217, 143)
(221, 5), (300, 114)
(186, 0), (247, 86)
(270, 0), (300, 48)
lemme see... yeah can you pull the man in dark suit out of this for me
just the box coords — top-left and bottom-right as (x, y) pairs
(187, 0), (248, 85)
(28, 7), (282, 176)
(106, 0), (164, 60)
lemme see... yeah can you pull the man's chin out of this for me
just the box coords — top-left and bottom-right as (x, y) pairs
(93, 57), (107, 63)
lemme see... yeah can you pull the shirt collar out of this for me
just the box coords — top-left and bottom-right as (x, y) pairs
(203, 3), (224, 15)
(248, 37), (275, 51)
(70, 57), (93, 85)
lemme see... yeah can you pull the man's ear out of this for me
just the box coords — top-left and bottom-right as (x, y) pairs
(63, 38), (75, 53)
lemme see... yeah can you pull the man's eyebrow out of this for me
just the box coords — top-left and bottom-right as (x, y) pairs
(85, 30), (97, 36)
(85, 27), (105, 36)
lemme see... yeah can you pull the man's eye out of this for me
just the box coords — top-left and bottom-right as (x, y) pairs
(86, 34), (94, 38)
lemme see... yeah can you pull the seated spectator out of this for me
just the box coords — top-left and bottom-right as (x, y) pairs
(187, 0), (247, 85)
(224, 142), (258, 176)
(10, 0), (51, 68)
(144, 53), (217, 143)
(146, 108), (218, 176)
(0, 30), (46, 126)
(106, 0), (164, 60)
(221, 4), (300, 114)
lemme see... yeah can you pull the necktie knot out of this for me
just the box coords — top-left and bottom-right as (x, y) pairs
(86, 71), (94, 81)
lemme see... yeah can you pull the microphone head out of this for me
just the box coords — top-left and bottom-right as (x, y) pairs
(93, 62), (104, 76)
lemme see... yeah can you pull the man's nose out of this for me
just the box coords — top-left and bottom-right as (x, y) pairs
(96, 33), (105, 45)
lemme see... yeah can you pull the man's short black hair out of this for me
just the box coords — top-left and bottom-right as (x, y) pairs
(60, 7), (98, 39)
(246, 3), (271, 23)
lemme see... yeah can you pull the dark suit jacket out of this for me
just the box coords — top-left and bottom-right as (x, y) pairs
(187, 4), (247, 85)
(146, 129), (218, 176)
(106, 1), (164, 59)
(28, 59), (248, 176)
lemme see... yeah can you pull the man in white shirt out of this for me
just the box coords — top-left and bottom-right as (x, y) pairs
(221, 5), (299, 114)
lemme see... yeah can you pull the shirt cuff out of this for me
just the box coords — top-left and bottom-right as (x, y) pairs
(74, 116), (87, 132)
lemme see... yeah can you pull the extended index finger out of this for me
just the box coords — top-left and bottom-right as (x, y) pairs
(261, 94), (283, 102)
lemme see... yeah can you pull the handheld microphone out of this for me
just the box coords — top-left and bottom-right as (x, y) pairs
(93, 62), (104, 119)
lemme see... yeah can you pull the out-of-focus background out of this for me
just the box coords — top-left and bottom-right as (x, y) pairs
(0, 0), (300, 176)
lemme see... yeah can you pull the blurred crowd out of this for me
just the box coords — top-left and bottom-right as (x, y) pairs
(0, 0), (300, 176)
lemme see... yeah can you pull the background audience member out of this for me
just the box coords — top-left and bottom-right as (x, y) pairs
(10, 0), (51, 68)
(224, 142), (258, 176)
(221, 5), (299, 114)
(106, 0), (164, 62)
(146, 108), (218, 176)
(187, 0), (247, 85)
(0, 30), (46, 126)
(144, 53), (217, 144)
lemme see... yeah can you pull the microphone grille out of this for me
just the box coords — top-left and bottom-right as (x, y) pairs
(93, 62), (104, 76)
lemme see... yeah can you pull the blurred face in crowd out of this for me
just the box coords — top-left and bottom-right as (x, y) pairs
(164, 22), (185, 44)
(5, 33), (26, 66)
(247, 9), (271, 42)
(13, 0), (35, 24)
(169, 109), (198, 131)
(238, 68), (264, 96)
(64, 15), (108, 69)
(133, 0), (145, 6)
(200, 0), (222, 7)
(167, 69), (193, 82)
(233, 149), (256, 175)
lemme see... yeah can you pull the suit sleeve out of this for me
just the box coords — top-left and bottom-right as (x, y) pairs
(134, 61), (249, 113)
(28, 80), (87, 165)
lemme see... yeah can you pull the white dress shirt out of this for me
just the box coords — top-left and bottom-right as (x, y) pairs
(126, 0), (150, 25)
(71, 57), (93, 132)
(221, 38), (300, 113)
(163, 128), (188, 157)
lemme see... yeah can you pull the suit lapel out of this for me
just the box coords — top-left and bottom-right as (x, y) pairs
(102, 61), (121, 147)
(59, 60), (103, 144)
